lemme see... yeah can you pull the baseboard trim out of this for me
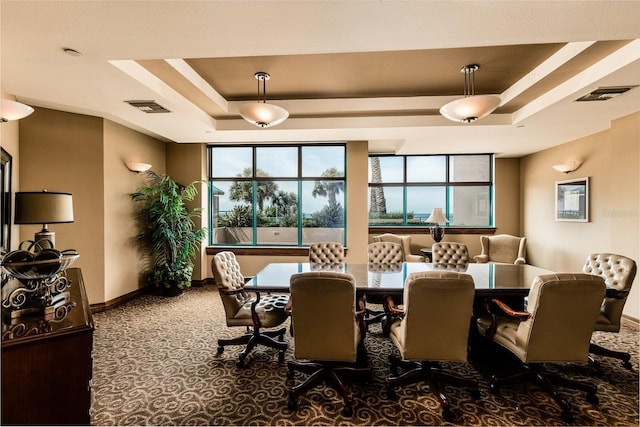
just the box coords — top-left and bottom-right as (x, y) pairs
(622, 314), (639, 330)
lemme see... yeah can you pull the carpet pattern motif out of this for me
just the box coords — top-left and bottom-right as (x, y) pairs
(91, 286), (639, 426)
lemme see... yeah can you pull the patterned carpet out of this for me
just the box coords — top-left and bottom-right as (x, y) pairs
(91, 285), (639, 426)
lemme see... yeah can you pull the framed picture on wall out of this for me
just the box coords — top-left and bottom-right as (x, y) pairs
(555, 176), (589, 222)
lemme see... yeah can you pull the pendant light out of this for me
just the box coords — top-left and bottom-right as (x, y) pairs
(239, 72), (289, 128)
(439, 64), (500, 123)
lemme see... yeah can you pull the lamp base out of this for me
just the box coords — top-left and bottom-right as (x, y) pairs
(35, 230), (55, 249)
(430, 226), (445, 243)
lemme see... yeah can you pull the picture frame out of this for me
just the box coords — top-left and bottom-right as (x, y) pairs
(555, 176), (589, 222)
(1, 147), (12, 255)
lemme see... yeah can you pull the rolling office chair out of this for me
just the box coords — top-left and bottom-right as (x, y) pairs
(365, 242), (405, 327)
(583, 253), (637, 371)
(383, 271), (479, 421)
(286, 271), (372, 416)
(477, 273), (605, 422)
(212, 251), (289, 368)
(373, 233), (425, 262)
(431, 242), (470, 266)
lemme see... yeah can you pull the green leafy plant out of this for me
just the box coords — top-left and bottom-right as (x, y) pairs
(131, 171), (207, 291)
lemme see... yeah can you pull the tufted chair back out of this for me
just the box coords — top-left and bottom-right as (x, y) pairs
(583, 253), (637, 332)
(212, 251), (250, 321)
(309, 242), (345, 264)
(431, 242), (469, 266)
(368, 242), (404, 264)
(373, 233), (424, 262)
(473, 234), (526, 264)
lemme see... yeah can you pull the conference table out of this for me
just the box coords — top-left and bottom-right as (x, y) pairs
(244, 262), (557, 299)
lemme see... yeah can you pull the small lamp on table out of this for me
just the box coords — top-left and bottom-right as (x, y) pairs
(426, 208), (448, 243)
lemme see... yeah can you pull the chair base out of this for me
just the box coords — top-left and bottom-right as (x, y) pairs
(385, 355), (479, 422)
(286, 355), (371, 416)
(489, 363), (598, 423)
(589, 342), (632, 372)
(217, 327), (287, 368)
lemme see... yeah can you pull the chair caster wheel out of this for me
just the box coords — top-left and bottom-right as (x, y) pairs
(386, 389), (397, 400)
(561, 410), (574, 423)
(287, 397), (297, 411)
(236, 359), (246, 369)
(622, 360), (632, 369)
(342, 405), (353, 417)
(489, 383), (500, 395)
(442, 408), (454, 422)
(216, 346), (224, 355)
(586, 393), (599, 405)
(469, 388), (481, 399)
(286, 369), (294, 379)
(278, 351), (285, 364)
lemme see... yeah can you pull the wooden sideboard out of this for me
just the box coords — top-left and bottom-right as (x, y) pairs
(1, 268), (94, 425)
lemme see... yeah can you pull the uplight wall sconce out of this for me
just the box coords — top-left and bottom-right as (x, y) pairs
(552, 161), (582, 173)
(0, 99), (34, 122)
(125, 161), (152, 173)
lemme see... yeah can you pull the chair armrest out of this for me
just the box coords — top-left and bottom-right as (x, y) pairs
(474, 254), (489, 263)
(219, 286), (246, 296)
(481, 298), (530, 340)
(514, 257), (526, 265)
(383, 295), (404, 316)
(406, 254), (425, 263)
(356, 295), (366, 317)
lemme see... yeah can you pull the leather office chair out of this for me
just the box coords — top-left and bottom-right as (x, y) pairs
(212, 251), (289, 368)
(365, 242), (405, 327)
(383, 271), (479, 421)
(473, 234), (526, 264)
(583, 253), (637, 371)
(373, 233), (425, 262)
(286, 271), (371, 416)
(477, 273), (606, 423)
(308, 242), (345, 264)
(431, 242), (470, 266)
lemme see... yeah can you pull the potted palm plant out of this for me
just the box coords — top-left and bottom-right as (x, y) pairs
(131, 171), (207, 295)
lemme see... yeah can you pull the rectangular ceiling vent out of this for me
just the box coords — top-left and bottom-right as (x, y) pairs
(125, 100), (171, 113)
(575, 86), (638, 102)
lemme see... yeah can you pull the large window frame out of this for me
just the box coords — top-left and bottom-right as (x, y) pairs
(368, 153), (494, 228)
(207, 143), (347, 248)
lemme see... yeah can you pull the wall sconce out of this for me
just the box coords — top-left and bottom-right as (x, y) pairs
(125, 161), (152, 173)
(0, 99), (34, 122)
(552, 161), (582, 173)
(14, 190), (74, 248)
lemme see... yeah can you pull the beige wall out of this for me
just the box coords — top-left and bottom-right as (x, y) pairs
(0, 90), (21, 253)
(522, 112), (639, 320)
(103, 120), (166, 301)
(18, 108), (166, 304)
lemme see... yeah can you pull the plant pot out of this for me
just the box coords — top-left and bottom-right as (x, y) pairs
(162, 285), (183, 297)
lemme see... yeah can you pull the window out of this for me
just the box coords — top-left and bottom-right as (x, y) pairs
(208, 144), (346, 246)
(368, 154), (493, 227)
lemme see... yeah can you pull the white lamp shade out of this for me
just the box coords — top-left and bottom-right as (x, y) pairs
(426, 208), (449, 224)
(0, 99), (34, 122)
(440, 95), (501, 123)
(126, 161), (152, 173)
(552, 161), (581, 173)
(239, 102), (289, 128)
(14, 191), (74, 224)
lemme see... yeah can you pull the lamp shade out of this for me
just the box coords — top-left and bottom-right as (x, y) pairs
(439, 95), (501, 123)
(14, 191), (74, 224)
(126, 161), (152, 173)
(552, 161), (581, 173)
(0, 99), (34, 122)
(239, 102), (289, 128)
(426, 208), (449, 224)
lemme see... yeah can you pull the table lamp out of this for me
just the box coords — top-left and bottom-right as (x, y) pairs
(426, 208), (448, 243)
(14, 190), (74, 248)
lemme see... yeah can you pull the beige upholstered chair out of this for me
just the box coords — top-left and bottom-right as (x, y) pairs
(286, 271), (371, 417)
(431, 242), (470, 266)
(367, 241), (405, 264)
(212, 251), (289, 368)
(308, 242), (345, 264)
(583, 253), (637, 371)
(373, 233), (425, 262)
(383, 271), (479, 422)
(473, 234), (526, 264)
(476, 273), (606, 423)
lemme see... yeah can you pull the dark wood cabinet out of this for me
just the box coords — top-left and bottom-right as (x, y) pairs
(2, 268), (93, 425)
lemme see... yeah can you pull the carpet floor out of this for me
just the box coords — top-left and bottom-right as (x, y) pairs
(91, 285), (639, 426)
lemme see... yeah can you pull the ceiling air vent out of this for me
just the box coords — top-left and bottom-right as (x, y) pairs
(125, 100), (171, 113)
(575, 86), (638, 102)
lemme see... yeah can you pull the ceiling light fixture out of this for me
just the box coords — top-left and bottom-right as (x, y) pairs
(0, 99), (34, 122)
(239, 72), (288, 128)
(439, 64), (500, 123)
